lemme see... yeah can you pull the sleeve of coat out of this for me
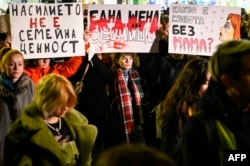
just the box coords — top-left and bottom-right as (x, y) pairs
(91, 54), (113, 82)
(161, 107), (180, 157)
(65, 110), (98, 166)
(23, 68), (32, 78)
(181, 115), (219, 166)
(55, 56), (83, 78)
(3, 120), (33, 165)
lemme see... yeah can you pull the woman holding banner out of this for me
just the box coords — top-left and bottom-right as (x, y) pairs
(104, 52), (147, 149)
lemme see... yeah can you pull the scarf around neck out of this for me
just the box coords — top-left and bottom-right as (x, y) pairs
(114, 68), (144, 143)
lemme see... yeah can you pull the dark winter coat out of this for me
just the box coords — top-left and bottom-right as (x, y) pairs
(181, 80), (250, 166)
(3, 102), (97, 166)
(71, 54), (112, 150)
(74, 54), (112, 122)
(137, 52), (165, 147)
(138, 53), (163, 110)
(0, 73), (34, 166)
(161, 104), (180, 157)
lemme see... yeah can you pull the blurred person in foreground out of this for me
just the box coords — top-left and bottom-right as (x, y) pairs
(180, 40), (250, 166)
(4, 73), (97, 166)
(96, 144), (176, 166)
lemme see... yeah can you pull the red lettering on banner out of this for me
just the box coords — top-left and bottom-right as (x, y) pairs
(173, 36), (214, 53)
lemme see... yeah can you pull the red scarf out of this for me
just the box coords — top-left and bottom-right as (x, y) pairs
(115, 68), (144, 143)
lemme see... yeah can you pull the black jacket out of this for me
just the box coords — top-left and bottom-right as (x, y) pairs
(70, 54), (112, 149)
(181, 80), (250, 166)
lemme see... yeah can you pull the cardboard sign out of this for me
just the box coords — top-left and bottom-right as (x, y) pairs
(168, 4), (241, 56)
(9, 3), (85, 59)
(86, 4), (161, 53)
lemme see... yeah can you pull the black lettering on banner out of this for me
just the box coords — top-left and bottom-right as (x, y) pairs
(10, 3), (80, 17)
(172, 25), (195, 36)
(19, 40), (78, 54)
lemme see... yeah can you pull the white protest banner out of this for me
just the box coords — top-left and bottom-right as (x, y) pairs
(87, 4), (161, 53)
(9, 3), (85, 59)
(168, 4), (241, 56)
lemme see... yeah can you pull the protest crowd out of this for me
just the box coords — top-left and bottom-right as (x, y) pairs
(0, 2), (250, 166)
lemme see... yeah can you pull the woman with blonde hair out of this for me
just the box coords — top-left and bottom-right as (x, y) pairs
(4, 73), (97, 166)
(0, 47), (34, 165)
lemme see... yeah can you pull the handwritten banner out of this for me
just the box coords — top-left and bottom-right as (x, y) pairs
(168, 5), (241, 56)
(9, 3), (84, 59)
(87, 4), (161, 53)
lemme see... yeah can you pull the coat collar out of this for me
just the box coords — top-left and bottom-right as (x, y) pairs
(0, 73), (31, 96)
(21, 103), (64, 162)
(20, 102), (93, 164)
